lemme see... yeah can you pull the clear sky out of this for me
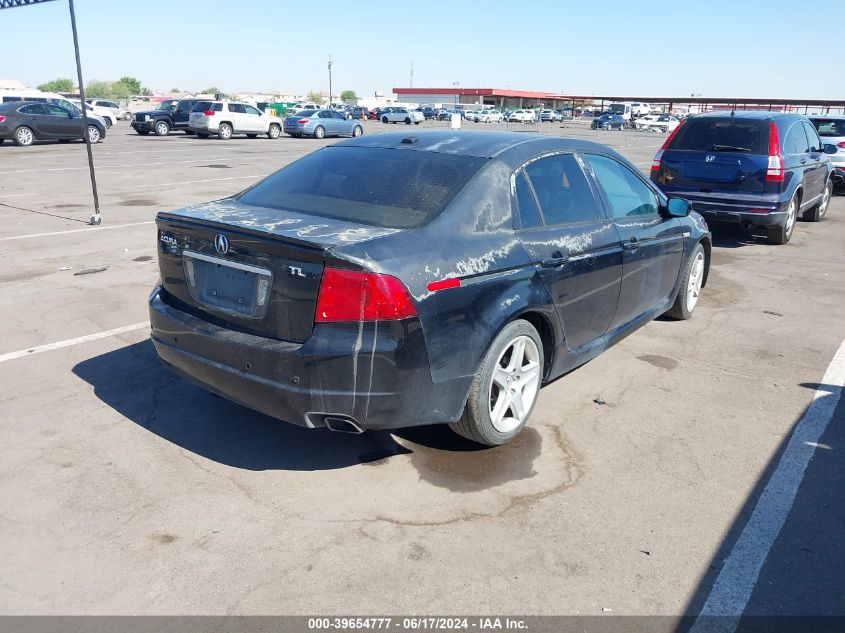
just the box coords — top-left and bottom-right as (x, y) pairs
(0, 0), (837, 99)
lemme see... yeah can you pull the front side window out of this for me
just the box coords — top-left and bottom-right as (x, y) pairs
(243, 105), (261, 116)
(45, 104), (69, 116)
(176, 101), (195, 113)
(584, 154), (659, 218)
(524, 154), (599, 225)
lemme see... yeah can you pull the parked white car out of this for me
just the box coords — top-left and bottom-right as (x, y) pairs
(634, 114), (662, 129)
(636, 114), (680, 133)
(507, 109), (536, 123)
(188, 101), (282, 139)
(629, 102), (652, 118)
(73, 100), (116, 128)
(475, 110), (503, 123)
(380, 107), (424, 125)
(86, 99), (130, 121)
(294, 103), (320, 113)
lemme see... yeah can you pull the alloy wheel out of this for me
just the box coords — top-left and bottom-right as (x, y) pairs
(488, 335), (541, 434)
(686, 250), (706, 311)
(87, 126), (100, 143)
(16, 127), (33, 146)
(785, 197), (797, 236)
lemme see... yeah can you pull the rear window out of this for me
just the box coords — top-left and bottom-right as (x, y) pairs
(236, 146), (488, 229)
(669, 118), (769, 154)
(810, 119), (845, 137)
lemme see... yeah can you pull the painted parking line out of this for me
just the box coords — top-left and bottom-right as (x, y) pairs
(0, 322), (150, 364)
(3, 155), (281, 174)
(0, 193), (42, 199)
(689, 338), (845, 633)
(0, 221), (154, 242)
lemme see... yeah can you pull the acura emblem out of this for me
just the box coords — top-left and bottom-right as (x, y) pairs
(214, 234), (229, 255)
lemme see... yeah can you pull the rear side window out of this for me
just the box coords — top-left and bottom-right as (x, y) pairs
(802, 121), (822, 152)
(524, 154), (599, 225)
(514, 171), (543, 230)
(783, 123), (810, 155)
(228, 104), (245, 114)
(191, 101), (213, 112)
(584, 154), (659, 218)
(20, 104), (46, 115)
(3, 96), (22, 102)
(669, 118), (769, 154)
(237, 146), (487, 229)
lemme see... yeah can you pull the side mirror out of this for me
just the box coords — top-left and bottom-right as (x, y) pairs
(666, 197), (691, 217)
(823, 144), (838, 155)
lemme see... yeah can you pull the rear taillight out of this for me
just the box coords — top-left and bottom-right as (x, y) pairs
(837, 141), (845, 149)
(315, 268), (417, 323)
(297, 119), (310, 125)
(766, 121), (784, 182)
(0, 116), (5, 123)
(202, 110), (215, 116)
(651, 122), (684, 172)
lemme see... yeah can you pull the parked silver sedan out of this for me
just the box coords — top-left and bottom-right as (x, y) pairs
(283, 109), (364, 139)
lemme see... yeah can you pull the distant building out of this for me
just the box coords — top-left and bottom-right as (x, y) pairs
(0, 79), (28, 91)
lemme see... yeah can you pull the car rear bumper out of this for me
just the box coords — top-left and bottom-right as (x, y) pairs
(149, 286), (461, 431)
(283, 125), (305, 135)
(657, 189), (790, 226)
(832, 165), (845, 184)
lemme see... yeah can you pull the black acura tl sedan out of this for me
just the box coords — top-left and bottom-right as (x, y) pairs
(149, 131), (710, 446)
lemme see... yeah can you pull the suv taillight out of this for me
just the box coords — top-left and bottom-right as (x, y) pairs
(0, 116), (5, 123)
(651, 121), (684, 172)
(315, 268), (417, 323)
(837, 141), (845, 149)
(202, 110), (215, 116)
(766, 121), (784, 182)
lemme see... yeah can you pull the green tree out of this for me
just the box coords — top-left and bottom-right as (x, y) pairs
(37, 78), (74, 93)
(85, 80), (114, 98)
(170, 88), (180, 93)
(306, 91), (324, 104)
(202, 87), (221, 95)
(340, 90), (358, 101)
(110, 81), (134, 100)
(118, 76), (143, 94)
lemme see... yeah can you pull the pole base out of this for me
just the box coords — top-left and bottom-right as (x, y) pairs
(89, 214), (101, 226)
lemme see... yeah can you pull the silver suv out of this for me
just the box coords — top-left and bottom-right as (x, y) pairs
(188, 101), (282, 140)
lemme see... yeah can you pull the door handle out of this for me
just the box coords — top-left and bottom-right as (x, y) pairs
(623, 238), (639, 252)
(800, 159), (807, 165)
(541, 256), (569, 268)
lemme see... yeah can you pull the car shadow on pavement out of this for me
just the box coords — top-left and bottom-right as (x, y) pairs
(72, 340), (418, 471)
(709, 224), (771, 249)
(676, 381), (845, 632)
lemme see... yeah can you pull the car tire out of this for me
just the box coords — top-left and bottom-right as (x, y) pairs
(124, 113), (132, 121)
(347, 114), (353, 120)
(246, 134), (258, 139)
(136, 129), (149, 136)
(184, 129), (195, 135)
(87, 125), (101, 144)
(450, 319), (544, 447)
(154, 120), (170, 136)
(665, 242), (706, 320)
(803, 179), (832, 222)
(267, 124), (281, 139)
(352, 125), (363, 137)
(381, 116), (388, 124)
(313, 125), (325, 139)
(103, 118), (112, 129)
(767, 192), (799, 244)
(218, 123), (233, 140)
(14, 126), (34, 146)
(405, 117), (412, 125)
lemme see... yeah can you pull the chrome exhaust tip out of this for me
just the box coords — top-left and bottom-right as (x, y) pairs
(324, 416), (364, 434)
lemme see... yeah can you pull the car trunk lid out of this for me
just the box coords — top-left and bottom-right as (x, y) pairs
(156, 199), (401, 343)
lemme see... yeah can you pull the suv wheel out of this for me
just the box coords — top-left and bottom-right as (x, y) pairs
(267, 124), (281, 139)
(313, 125), (325, 139)
(450, 320), (544, 446)
(352, 125), (363, 137)
(218, 123), (233, 140)
(804, 179), (832, 222)
(767, 193), (798, 244)
(154, 120), (170, 136)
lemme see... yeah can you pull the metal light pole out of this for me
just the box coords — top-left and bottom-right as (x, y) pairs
(327, 55), (332, 108)
(0, 0), (102, 225)
(68, 0), (101, 225)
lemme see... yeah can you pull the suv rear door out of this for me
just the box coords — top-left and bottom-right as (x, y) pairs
(801, 120), (827, 204)
(657, 117), (771, 194)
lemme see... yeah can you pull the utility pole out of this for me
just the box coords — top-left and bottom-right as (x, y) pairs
(327, 55), (333, 107)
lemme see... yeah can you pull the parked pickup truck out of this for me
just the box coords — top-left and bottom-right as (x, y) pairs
(130, 99), (201, 136)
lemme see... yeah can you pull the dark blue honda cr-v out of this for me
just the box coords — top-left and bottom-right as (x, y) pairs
(650, 111), (835, 244)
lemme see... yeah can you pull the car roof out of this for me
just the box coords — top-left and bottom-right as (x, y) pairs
(808, 114), (845, 119)
(693, 110), (802, 122)
(335, 130), (616, 159)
